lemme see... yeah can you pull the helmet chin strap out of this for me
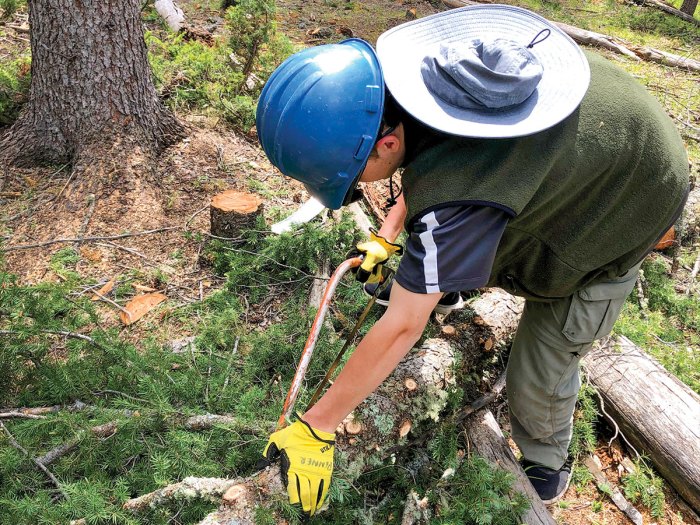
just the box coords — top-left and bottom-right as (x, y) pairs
(386, 170), (403, 208)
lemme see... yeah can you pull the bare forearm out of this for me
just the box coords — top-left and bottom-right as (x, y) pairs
(302, 317), (420, 433)
(302, 282), (440, 434)
(377, 193), (406, 243)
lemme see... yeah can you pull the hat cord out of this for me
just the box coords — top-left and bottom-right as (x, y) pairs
(527, 28), (551, 48)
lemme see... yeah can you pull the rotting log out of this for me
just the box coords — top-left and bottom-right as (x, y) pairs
(441, 0), (700, 73)
(582, 336), (700, 511)
(464, 409), (557, 525)
(210, 190), (262, 238)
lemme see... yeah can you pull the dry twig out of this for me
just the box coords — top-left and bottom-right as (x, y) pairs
(0, 420), (68, 499)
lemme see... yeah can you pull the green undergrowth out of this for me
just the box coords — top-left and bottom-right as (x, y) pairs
(0, 214), (536, 524)
(146, 0), (293, 130)
(564, 251), (700, 514)
(0, 0), (23, 19)
(0, 53), (30, 125)
(616, 254), (700, 393)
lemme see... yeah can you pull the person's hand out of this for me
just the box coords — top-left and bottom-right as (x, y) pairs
(261, 418), (335, 517)
(350, 229), (403, 283)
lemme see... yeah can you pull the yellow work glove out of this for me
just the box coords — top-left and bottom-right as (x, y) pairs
(262, 417), (335, 517)
(353, 229), (403, 284)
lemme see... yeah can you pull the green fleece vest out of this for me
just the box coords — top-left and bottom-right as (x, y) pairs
(402, 51), (689, 299)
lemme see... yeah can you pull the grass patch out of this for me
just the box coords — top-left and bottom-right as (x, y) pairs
(0, 55), (30, 125)
(615, 255), (700, 393)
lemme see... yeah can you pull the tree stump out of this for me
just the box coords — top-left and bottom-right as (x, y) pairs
(210, 191), (262, 238)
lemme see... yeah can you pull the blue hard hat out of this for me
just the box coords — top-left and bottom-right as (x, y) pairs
(256, 39), (384, 210)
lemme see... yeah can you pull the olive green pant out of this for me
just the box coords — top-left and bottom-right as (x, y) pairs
(506, 263), (641, 470)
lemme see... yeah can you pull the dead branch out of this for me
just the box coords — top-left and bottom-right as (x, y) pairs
(0, 329), (106, 350)
(686, 246), (700, 294)
(442, 0), (700, 72)
(1, 227), (181, 252)
(0, 411), (47, 420)
(584, 455), (643, 525)
(37, 422), (117, 467)
(455, 370), (507, 424)
(123, 476), (239, 512)
(632, 0), (700, 27)
(401, 490), (431, 525)
(0, 420), (68, 499)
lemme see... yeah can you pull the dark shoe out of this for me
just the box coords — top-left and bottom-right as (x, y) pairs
(363, 280), (464, 314)
(521, 459), (571, 504)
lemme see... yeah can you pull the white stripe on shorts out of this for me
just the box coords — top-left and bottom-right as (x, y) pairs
(419, 212), (440, 293)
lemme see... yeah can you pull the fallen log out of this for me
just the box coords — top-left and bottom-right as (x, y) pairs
(154, 0), (186, 32)
(582, 336), (700, 511)
(464, 409), (556, 525)
(441, 0), (700, 72)
(123, 289), (548, 524)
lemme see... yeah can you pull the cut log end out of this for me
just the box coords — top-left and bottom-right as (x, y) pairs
(210, 190), (263, 238)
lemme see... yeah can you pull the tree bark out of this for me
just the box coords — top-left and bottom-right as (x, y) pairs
(582, 337), (700, 511)
(1, 0), (183, 167)
(680, 0), (698, 17)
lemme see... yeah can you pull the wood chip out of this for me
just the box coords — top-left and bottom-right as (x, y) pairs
(119, 293), (167, 325)
(483, 338), (494, 352)
(91, 277), (116, 301)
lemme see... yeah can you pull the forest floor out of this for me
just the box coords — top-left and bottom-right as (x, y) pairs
(1, 0), (699, 524)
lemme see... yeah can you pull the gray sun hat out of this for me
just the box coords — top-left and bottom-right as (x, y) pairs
(376, 5), (590, 138)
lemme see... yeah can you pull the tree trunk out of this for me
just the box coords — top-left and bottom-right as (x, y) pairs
(582, 337), (700, 511)
(680, 0), (698, 16)
(1, 0), (183, 167)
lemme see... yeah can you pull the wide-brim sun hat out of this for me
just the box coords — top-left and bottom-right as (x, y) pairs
(376, 4), (590, 138)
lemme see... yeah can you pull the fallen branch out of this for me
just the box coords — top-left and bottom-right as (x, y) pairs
(442, 0), (700, 72)
(124, 476), (239, 512)
(1, 227), (180, 252)
(0, 412), (47, 420)
(0, 329), (106, 350)
(463, 410), (556, 525)
(584, 454), (643, 525)
(633, 0), (700, 27)
(455, 370), (507, 425)
(400, 490), (431, 525)
(37, 422), (117, 467)
(686, 246), (700, 294)
(154, 0), (186, 31)
(0, 420), (68, 499)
